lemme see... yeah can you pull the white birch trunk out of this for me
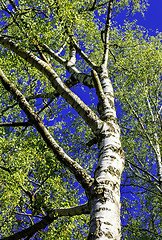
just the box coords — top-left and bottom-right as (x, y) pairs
(88, 67), (125, 239)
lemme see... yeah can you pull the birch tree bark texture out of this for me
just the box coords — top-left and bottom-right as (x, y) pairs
(88, 67), (124, 240)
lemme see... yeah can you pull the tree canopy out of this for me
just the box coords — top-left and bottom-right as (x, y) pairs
(0, 0), (161, 239)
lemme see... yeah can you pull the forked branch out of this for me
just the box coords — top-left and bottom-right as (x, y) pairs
(0, 36), (102, 135)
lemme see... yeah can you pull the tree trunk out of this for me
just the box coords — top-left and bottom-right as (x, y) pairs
(88, 67), (125, 239)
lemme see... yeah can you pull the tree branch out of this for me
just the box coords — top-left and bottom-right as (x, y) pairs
(91, 69), (105, 102)
(122, 225), (162, 238)
(68, 37), (98, 70)
(121, 183), (161, 197)
(124, 97), (157, 155)
(0, 36), (101, 135)
(0, 121), (31, 127)
(43, 43), (94, 88)
(8, 0), (19, 11)
(125, 158), (159, 183)
(0, 67), (94, 193)
(66, 42), (76, 67)
(56, 37), (69, 55)
(49, 203), (89, 218)
(1, 216), (54, 240)
(101, 0), (113, 67)
(1, 203), (89, 240)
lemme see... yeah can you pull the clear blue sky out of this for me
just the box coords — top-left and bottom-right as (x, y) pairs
(130, 0), (162, 33)
(136, 0), (162, 32)
(115, 0), (162, 34)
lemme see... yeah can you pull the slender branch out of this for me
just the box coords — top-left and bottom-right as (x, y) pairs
(128, 163), (161, 193)
(14, 212), (43, 219)
(28, 179), (41, 187)
(33, 176), (50, 200)
(0, 121), (31, 127)
(125, 158), (159, 183)
(37, 98), (54, 115)
(1, 78), (93, 117)
(91, 69), (105, 102)
(69, 38), (98, 70)
(1, 93), (55, 116)
(121, 184), (161, 197)
(78, 1), (107, 13)
(109, 48), (116, 62)
(122, 225), (162, 238)
(1, 0), (13, 15)
(124, 97), (157, 155)
(145, 93), (162, 189)
(89, 0), (97, 11)
(101, 0), (113, 67)
(8, 0), (19, 11)
(33, 40), (51, 65)
(42, 43), (66, 65)
(56, 37), (69, 55)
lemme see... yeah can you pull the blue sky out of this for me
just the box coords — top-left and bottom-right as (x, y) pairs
(114, 0), (162, 34)
(130, 0), (162, 33)
(137, 0), (162, 32)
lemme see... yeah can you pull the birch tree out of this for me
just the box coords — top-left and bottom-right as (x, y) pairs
(0, 0), (161, 239)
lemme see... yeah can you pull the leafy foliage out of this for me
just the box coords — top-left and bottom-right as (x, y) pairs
(0, 0), (161, 239)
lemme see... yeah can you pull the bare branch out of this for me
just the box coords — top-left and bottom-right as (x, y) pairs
(121, 183), (161, 197)
(128, 163), (161, 193)
(0, 121), (31, 127)
(124, 97), (157, 154)
(122, 225), (162, 238)
(125, 158), (159, 183)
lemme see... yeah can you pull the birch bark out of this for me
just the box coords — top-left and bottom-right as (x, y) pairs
(88, 67), (124, 240)
(88, 1), (124, 238)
